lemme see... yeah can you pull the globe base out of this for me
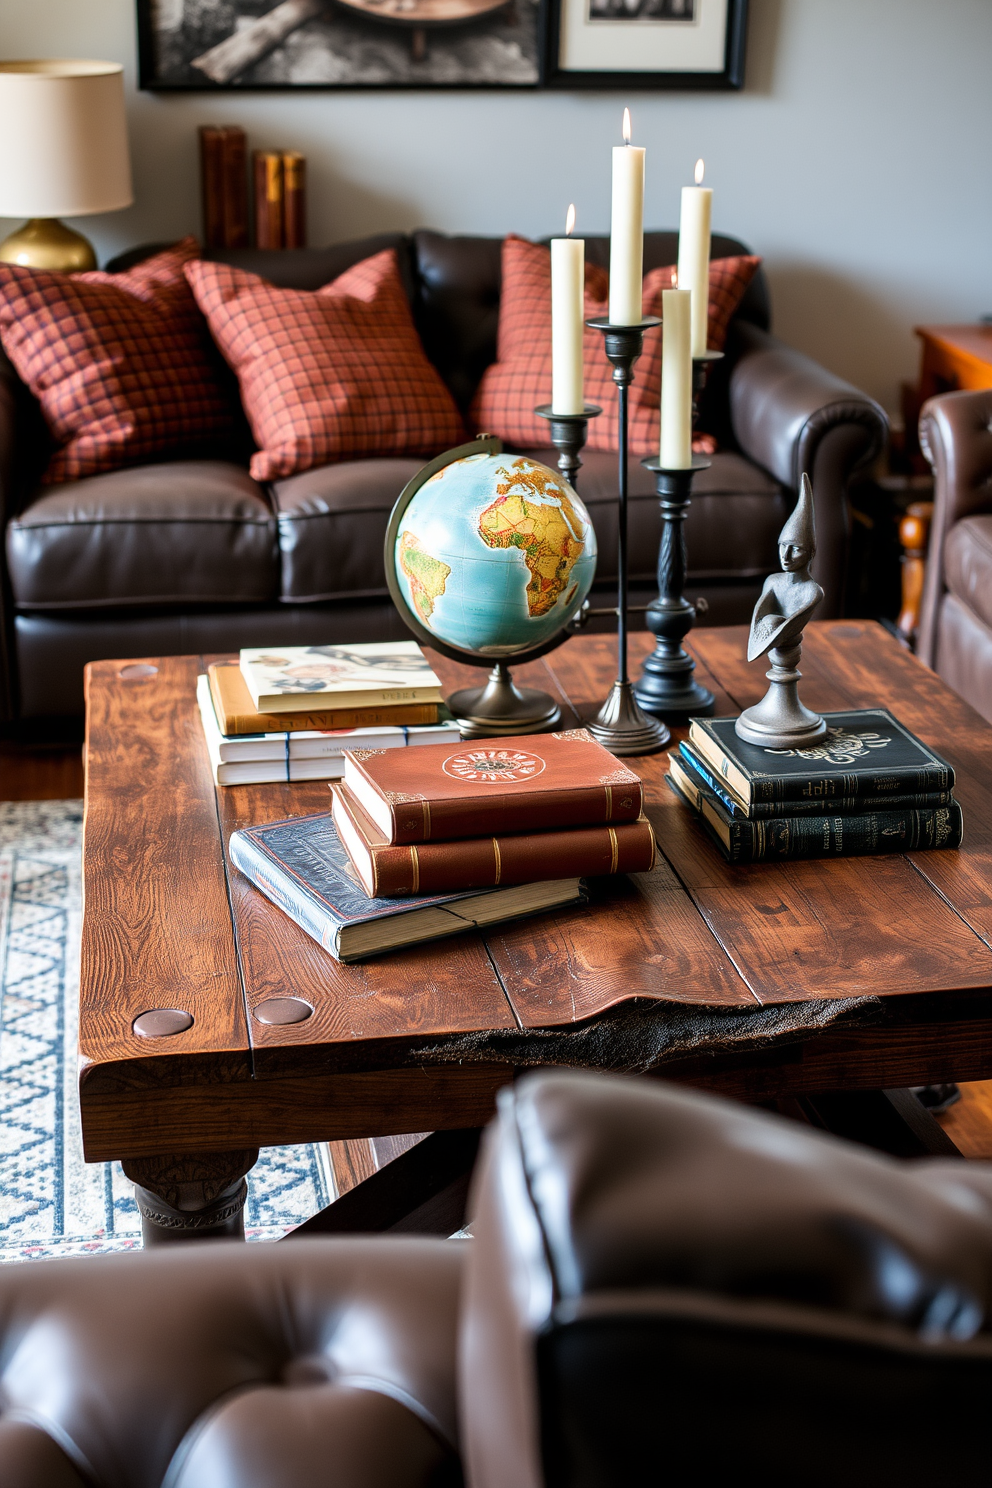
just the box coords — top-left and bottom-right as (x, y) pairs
(447, 662), (561, 739)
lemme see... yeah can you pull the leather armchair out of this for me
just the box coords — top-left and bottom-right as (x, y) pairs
(917, 387), (992, 723)
(0, 231), (886, 725)
(3, 1069), (991, 1487)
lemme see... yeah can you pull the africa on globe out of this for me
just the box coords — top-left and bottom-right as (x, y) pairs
(392, 451), (597, 659)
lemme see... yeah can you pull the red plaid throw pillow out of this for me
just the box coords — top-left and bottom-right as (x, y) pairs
(0, 238), (237, 484)
(470, 235), (762, 457)
(185, 250), (465, 481)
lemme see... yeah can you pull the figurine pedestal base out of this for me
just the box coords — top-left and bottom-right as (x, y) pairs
(734, 644), (828, 750)
(447, 662), (560, 739)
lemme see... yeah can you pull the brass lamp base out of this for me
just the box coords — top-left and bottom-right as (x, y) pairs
(0, 218), (97, 272)
(447, 662), (561, 739)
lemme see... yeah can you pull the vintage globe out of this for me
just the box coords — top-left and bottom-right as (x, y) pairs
(390, 450), (597, 659)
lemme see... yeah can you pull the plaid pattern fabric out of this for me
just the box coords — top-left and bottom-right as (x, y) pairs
(470, 235), (762, 457)
(185, 250), (465, 481)
(0, 239), (237, 485)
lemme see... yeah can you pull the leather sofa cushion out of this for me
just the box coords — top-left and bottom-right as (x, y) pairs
(521, 448), (788, 585)
(272, 449), (786, 605)
(7, 461), (277, 610)
(944, 515), (992, 633)
(935, 590), (992, 727)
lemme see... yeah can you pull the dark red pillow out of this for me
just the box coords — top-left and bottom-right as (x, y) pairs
(185, 249), (466, 481)
(470, 235), (762, 456)
(0, 238), (237, 484)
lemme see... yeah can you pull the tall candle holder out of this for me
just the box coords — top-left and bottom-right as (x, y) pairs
(583, 317), (670, 756)
(535, 403), (602, 488)
(633, 349), (723, 719)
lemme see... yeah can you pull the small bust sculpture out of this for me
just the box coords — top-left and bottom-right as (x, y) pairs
(735, 473), (828, 749)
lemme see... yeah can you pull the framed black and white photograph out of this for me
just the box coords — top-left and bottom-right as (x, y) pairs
(137, 0), (543, 90)
(542, 0), (747, 89)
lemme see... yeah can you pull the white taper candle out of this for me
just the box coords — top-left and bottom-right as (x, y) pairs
(677, 159), (712, 357)
(551, 205), (584, 415)
(660, 287), (692, 470)
(609, 108), (644, 326)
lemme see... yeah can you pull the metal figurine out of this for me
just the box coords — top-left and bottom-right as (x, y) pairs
(583, 316), (670, 757)
(735, 473), (828, 750)
(534, 404), (602, 488)
(633, 349), (722, 720)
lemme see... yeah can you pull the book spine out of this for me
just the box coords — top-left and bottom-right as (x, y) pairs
(750, 765), (954, 805)
(383, 782), (646, 844)
(253, 151), (284, 249)
(199, 125), (226, 249)
(222, 126), (249, 250)
(714, 802), (964, 864)
(282, 151), (306, 248)
(679, 745), (951, 819)
(229, 831), (340, 958)
(365, 819), (656, 896)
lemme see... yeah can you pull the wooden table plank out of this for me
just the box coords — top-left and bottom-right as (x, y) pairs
(80, 657), (251, 1091)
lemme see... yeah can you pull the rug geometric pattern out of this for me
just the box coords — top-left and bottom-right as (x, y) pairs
(0, 801), (334, 1261)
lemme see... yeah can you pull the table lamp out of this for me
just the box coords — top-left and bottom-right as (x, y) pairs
(0, 60), (133, 272)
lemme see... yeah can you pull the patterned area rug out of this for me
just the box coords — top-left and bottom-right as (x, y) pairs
(0, 801), (334, 1262)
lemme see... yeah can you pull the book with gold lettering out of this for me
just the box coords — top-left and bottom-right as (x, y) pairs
(331, 782), (655, 897)
(208, 661), (440, 736)
(342, 728), (645, 844)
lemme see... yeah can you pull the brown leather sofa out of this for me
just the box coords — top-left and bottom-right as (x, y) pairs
(0, 231), (887, 724)
(918, 387), (992, 724)
(2, 1069), (990, 1487)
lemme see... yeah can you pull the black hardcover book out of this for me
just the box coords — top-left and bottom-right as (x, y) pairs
(667, 752), (964, 865)
(688, 709), (954, 808)
(678, 742), (953, 820)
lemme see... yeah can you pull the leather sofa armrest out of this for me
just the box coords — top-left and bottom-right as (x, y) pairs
(728, 322), (888, 617)
(0, 353), (19, 721)
(917, 387), (992, 668)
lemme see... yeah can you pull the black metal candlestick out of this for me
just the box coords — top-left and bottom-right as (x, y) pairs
(583, 317), (669, 757)
(633, 350), (724, 720)
(535, 403), (601, 488)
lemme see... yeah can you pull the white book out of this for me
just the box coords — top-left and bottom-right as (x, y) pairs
(196, 677), (459, 786)
(239, 641), (444, 715)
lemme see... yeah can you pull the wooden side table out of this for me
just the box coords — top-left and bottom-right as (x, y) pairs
(915, 324), (992, 400)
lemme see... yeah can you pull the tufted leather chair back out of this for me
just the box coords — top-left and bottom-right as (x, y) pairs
(460, 1071), (992, 1488)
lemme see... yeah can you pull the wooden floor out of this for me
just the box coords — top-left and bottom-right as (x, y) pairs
(4, 740), (991, 1164)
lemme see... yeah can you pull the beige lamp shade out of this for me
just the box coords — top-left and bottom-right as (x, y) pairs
(0, 61), (133, 218)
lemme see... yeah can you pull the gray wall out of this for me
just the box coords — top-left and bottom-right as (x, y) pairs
(2, 0), (990, 417)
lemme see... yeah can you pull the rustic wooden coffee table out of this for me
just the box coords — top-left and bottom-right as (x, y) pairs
(80, 623), (992, 1241)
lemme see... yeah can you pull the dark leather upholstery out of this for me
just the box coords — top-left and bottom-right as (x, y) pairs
(461, 1072), (992, 1488)
(918, 387), (992, 723)
(0, 231), (887, 724)
(7, 462), (278, 610)
(0, 1237), (462, 1488)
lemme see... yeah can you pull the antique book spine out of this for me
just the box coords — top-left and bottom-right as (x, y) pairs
(679, 744), (952, 820)
(702, 798), (964, 865)
(282, 151), (306, 248)
(198, 125), (226, 249)
(254, 151), (284, 249)
(220, 126), (249, 249)
(332, 786), (656, 897)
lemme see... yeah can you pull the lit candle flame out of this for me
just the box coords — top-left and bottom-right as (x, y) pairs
(671, 269), (678, 287)
(622, 107), (632, 145)
(565, 203), (576, 237)
(694, 158), (705, 185)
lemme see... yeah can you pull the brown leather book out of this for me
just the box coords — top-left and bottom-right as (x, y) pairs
(253, 151), (284, 249)
(331, 783), (656, 898)
(207, 662), (439, 736)
(343, 729), (645, 844)
(198, 126), (226, 249)
(221, 127), (249, 250)
(282, 151), (306, 248)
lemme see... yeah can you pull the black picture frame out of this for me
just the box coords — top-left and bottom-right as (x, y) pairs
(542, 0), (747, 90)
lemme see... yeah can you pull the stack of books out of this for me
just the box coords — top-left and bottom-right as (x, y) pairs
(198, 125), (248, 250)
(253, 149), (306, 249)
(668, 709), (963, 864)
(197, 642), (458, 786)
(230, 729), (656, 961)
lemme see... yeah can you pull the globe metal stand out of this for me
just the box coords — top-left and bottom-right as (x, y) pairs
(383, 434), (581, 739)
(534, 404), (602, 488)
(583, 318), (670, 757)
(634, 350), (723, 720)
